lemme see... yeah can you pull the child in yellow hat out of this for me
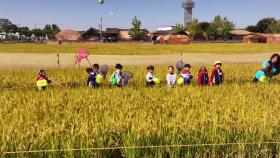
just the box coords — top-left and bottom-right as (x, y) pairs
(210, 61), (224, 86)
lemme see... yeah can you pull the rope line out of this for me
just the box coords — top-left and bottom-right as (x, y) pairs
(3, 142), (280, 155)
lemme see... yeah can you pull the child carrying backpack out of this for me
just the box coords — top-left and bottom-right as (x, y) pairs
(110, 63), (124, 87)
(36, 70), (52, 90)
(210, 61), (224, 86)
(197, 66), (209, 86)
(180, 64), (193, 85)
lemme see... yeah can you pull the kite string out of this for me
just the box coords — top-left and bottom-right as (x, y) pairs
(2, 142), (280, 155)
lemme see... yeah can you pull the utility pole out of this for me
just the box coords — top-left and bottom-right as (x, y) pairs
(100, 18), (103, 42)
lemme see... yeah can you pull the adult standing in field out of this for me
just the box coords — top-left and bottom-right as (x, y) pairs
(253, 54), (280, 83)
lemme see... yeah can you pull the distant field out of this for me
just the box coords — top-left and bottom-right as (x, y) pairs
(0, 43), (279, 55)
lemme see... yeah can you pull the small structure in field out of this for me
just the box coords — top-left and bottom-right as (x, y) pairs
(55, 29), (81, 41)
(243, 34), (280, 44)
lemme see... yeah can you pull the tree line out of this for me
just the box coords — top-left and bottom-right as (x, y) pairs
(0, 18), (61, 39)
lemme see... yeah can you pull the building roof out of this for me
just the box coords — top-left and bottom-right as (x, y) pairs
(151, 30), (173, 36)
(55, 29), (81, 40)
(246, 33), (280, 38)
(230, 29), (251, 36)
(56, 29), (80, 37)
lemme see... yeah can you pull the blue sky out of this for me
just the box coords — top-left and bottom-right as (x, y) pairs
(1, 0), (280, 31)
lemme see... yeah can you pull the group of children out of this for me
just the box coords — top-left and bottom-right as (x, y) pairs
(36, 53), (280, 90)
(36, 61), (224, 90)
(145, 61), (224, 88)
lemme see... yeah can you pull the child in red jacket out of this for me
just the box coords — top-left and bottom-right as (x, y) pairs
(180, 64), (193, 85)
(197, 66), (209, 86)
(210, 61), (224, 86)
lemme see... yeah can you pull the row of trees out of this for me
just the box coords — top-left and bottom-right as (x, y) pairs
(174, 15), (235, 40)
(246, 18), (280, 34)
(0, 18), (61, 39)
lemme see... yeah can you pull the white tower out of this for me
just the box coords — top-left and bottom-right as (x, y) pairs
(182, 0), (195, 26)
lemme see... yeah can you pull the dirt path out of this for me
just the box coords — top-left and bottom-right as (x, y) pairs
(0, 52), (275, 69)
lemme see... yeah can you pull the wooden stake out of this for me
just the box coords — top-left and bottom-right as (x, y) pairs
(86, 57), (93, 67)
(57, 53), (60, 67)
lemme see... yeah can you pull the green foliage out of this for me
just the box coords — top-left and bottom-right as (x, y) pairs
(246, 25), (257, 32)
(173, 24), (186, 35)
(17, 27), (31, 37)
(247, 18), (280, 33)
(31, 29), (44, 37)
(187, 19), (203, 39)
(221, 17), (235, 38)
(207, 15), (234, 40)
(199, 22), (210, 33)
(0, 18), (61, 38)
(43, 24), (61, 39)
(0, 18), (17, 33)
(129, 16), (148, 41)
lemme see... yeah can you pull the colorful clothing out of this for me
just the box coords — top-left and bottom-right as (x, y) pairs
(197, 72), (209, 86)
(110, 69), (124, 86)
(255, 60), (278, 81)
(87, 72), (99, 88)
(210, 68), (224, 85)
(181, 69), (193, 85)
(36, 75), (51, 90)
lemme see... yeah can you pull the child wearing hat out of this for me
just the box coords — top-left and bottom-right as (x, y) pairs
(197, 66), (209, 86)
(110, 63), (124, 87)
(180, 64), (193, 85)
(210, 61), (224, 86)
(36, 70), (52, 90)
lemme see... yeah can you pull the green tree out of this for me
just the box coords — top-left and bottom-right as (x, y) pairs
(221, 17), (235, 40)
(129, 16), (147, 40)
(199, 22), (210, 33)
(0, 18), (17, 33)
(187, 19), (203, 39)
(246, 25), (257, 32)
(255, 18), (280, 33)
(17, 27), (31, 36)
(173, 24), (186, 35)
(31, 29), (44, 37)
(207, 15), (234, 40)
(207, 15), (223, 40)
(43, 24), (61, 39)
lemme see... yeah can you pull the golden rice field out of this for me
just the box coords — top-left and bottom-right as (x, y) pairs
(1, 65), (280, 158)
(0, 43), (280, 55)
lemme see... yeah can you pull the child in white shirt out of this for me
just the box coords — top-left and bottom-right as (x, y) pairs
(166, 66), (177, 88)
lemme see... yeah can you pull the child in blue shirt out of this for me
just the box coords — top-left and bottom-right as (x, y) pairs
(253, 54), (280, 83)
(86, 64), (100, 88)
